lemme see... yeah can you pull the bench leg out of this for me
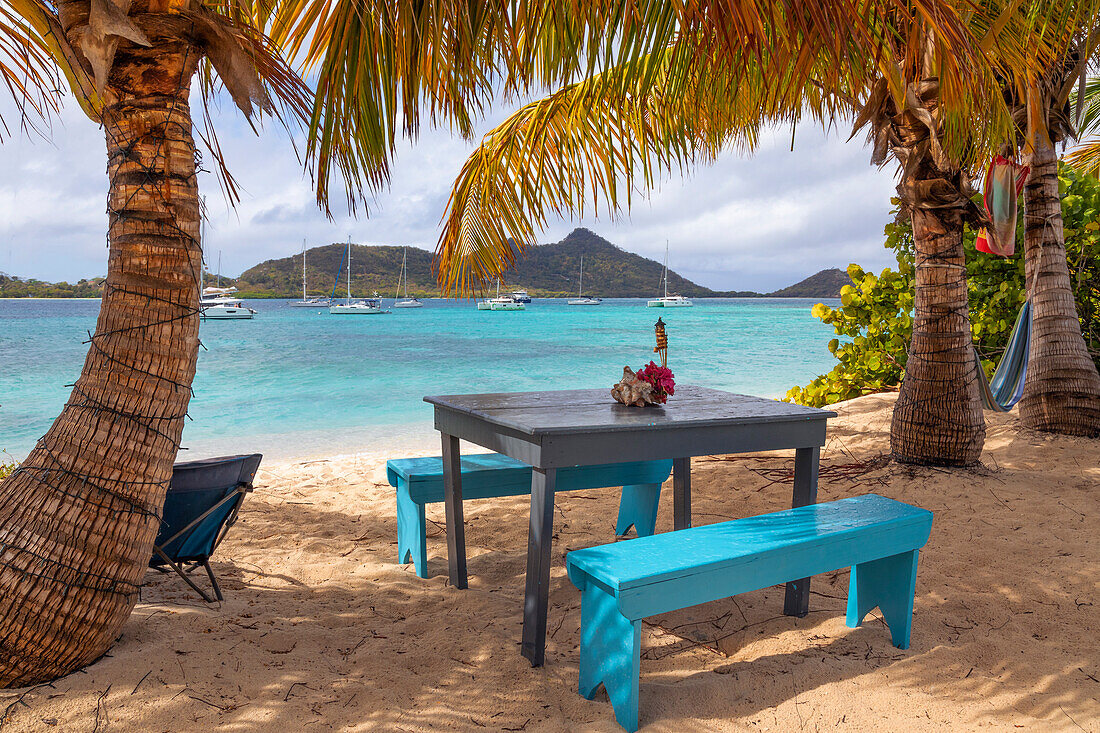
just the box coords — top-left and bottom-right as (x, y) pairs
(396, 482), (429, 578)
(615, 483), (662, 537)
(845, 549), (920, 649)
(578, 583), (641, 733)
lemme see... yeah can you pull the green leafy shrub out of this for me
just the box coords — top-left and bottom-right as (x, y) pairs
(787, 162), (1099, 408)
(1059, 165), (1100, 363)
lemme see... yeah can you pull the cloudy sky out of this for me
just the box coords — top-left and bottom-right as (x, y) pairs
(0, 89), (901, 292)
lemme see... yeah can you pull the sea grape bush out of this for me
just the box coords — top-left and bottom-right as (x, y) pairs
(784, 260), (915, 407)
(787, 162), (1099, 408)
(1058, 164), (1100, 364)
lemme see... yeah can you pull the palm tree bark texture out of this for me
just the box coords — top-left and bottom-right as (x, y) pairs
(1020, 137), (1100, 435)
(876, 79), (987, 466)
(891, 202), (987, 465)
(0, 9), (202, 686)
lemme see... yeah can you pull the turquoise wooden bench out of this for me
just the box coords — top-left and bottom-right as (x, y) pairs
(387, 454), (672, 578)
(566, 494), (933, 731)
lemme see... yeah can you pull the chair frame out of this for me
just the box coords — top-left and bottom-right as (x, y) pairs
(151, 482), (253, 602)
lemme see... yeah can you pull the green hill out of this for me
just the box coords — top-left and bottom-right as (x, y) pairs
(496, 228), (715, 297)
(237, 228), (719, 298)
(767, 268), (849, 298)
(237, 242), (436, 298)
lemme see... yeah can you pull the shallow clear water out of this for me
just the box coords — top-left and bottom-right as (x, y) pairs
(0, 298), (838, 461)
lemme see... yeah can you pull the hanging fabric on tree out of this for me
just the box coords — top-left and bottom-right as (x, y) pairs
(974, 300), (1032, 411)
(975, 155), (1030, 257)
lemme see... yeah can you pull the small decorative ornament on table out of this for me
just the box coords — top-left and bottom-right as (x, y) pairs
(611, 317), (676, 406)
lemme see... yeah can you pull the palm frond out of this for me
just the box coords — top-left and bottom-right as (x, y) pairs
(191, 17), (314, 209)
(253, 0), (1007, 214)
(1066, 135), (1100, 173)
(1070, 75), (1100, 136)
(0, 0), (78, 137)
(260, 0), (513, 213)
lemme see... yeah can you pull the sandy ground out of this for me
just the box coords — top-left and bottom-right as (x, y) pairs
(1, 393), (1097, 732)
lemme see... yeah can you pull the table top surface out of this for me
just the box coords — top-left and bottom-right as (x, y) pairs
(425, 386), (835, 437)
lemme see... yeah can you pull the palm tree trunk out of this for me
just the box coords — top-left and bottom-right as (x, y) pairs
(1019, 139), (1100, 435)
(890, 207), (986, 465)
(0, 39), (201, 686)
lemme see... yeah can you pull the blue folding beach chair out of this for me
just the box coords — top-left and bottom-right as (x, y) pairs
(149, 454), (262, 602)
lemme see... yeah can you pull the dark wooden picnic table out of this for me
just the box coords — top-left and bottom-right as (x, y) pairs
(424, 386), (836, 667)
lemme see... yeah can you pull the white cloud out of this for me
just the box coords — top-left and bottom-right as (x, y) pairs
(1, 90), (900, 291)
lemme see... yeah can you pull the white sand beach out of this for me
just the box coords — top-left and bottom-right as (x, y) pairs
(1, 393), (1097, 731)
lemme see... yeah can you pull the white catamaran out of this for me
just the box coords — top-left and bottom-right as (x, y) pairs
(567, 254), (602, 305)
(291, 239), (331, 307)
(392, 247), (423, 308)
(647, 241), (693, 307)
(329, 238), (390, 315)
(477, 279), (525, 310)
(200, 251), (256, 319)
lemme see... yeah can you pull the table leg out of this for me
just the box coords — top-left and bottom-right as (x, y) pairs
(521, 467), (557, 667)
(783, 446), (820, 617)
(441, 433), (467, 589)
(673, 456), (692, 531)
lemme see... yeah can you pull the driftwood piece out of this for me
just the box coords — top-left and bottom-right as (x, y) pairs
(611, 366), (658, 407)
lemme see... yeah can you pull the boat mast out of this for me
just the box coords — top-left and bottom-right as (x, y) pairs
(302, 239), (307, 300)
(217, 251), (222, 288)
(199, 199), (206, 291)
(346, 237), (352, 303)
(660, 239), (668, 297)
(400, 247), (408, 299)
(578, 255), (583, 297)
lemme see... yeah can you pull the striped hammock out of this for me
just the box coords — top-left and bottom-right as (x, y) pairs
(974, 300), (1031, 412)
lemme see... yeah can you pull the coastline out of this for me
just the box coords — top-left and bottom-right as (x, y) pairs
(3, 298), (837, 460)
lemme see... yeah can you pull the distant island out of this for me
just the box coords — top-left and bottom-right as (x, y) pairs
(0, 273), (106, 298)
(1, 229), (847, 299)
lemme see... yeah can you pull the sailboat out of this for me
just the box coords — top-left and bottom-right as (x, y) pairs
(477, 278), (525, 310)
(200, 251), (256, 319)
(291, 239), (331, 307)
(647, 241), (693, 307)
(392, 247), (423, 308)
(567, 254), (602, 305)
(329, 238), (390, 314)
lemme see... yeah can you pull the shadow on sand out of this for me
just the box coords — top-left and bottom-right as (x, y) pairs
(1, 415), (1097, 731)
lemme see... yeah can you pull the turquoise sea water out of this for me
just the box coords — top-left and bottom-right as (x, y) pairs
(0, 298), (839, 461)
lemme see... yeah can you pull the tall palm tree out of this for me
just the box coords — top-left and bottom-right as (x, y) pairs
(851, 69), (994, 465)
(434, 4), (1043, 466)
(1017, 46), (1100, 436)
(0, 0), (312, 687)
(0, 0), (548, 687)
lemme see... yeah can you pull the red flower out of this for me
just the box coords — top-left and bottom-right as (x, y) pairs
(635, 361), (676, 403)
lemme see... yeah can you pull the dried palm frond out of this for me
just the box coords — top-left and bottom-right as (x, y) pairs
(0, 0), (79, 136)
